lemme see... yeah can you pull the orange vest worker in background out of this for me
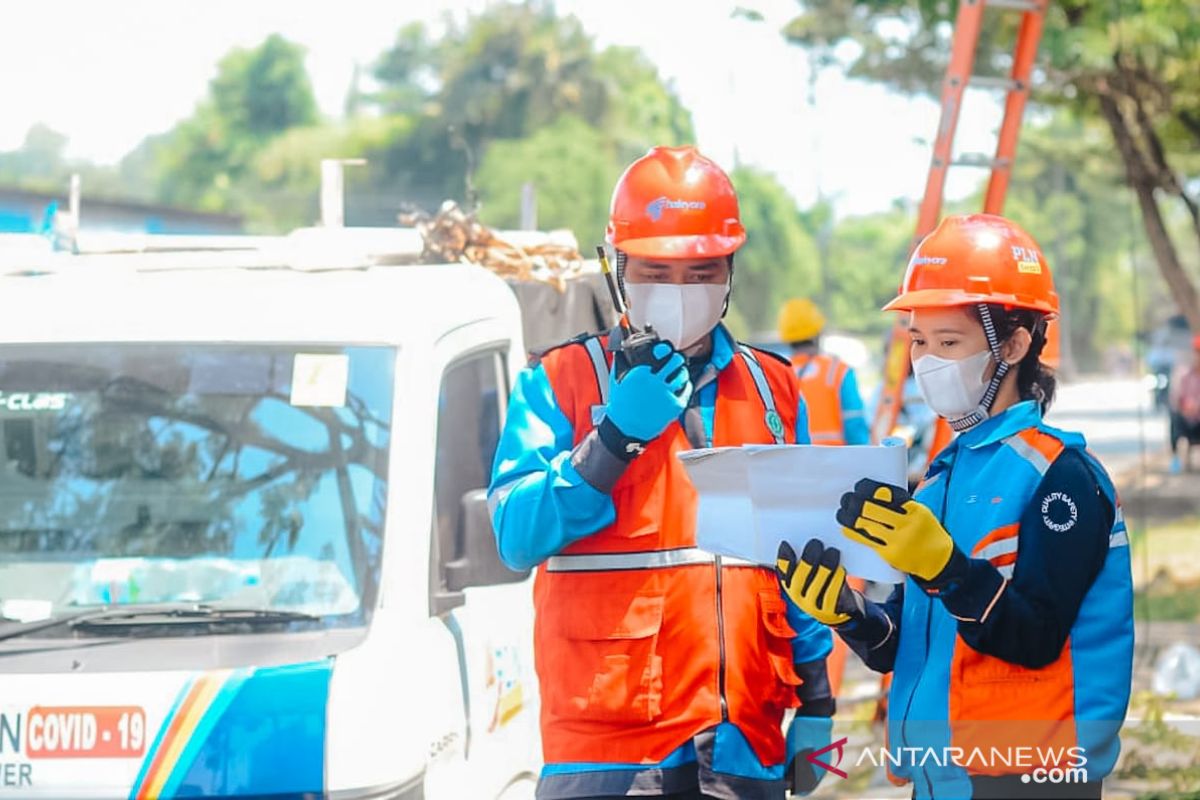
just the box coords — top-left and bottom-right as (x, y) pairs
(488, 147), (834, 799)
(777, 298), (869, 447)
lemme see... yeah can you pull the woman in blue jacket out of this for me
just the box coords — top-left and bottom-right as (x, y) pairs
(777, 214), (1134, 800)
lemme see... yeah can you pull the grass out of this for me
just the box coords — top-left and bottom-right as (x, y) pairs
(1128, 516), (1200, 621)
(1117, 692), (1200, 798)
(1134, 584), (1200, 622)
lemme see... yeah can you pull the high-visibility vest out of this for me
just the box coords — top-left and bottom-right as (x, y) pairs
(534, 334), (803, 766)
(792, 352), (849, 445)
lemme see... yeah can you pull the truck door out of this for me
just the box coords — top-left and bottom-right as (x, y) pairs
(425, 346), (538, 800)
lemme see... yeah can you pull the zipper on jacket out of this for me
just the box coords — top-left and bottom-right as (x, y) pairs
(687, 372), (730, 724)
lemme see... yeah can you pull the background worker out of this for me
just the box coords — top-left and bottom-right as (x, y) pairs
(776, 214), (1133, 799)
(488, 146), (834, 800)
(777, 298), (869, 446)
(1168, 333), (1200, 473)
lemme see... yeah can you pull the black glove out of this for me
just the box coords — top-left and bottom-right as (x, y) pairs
(777, 539), (866, 626)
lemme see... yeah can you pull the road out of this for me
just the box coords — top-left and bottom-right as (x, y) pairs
(1044, 376), (1167, 479)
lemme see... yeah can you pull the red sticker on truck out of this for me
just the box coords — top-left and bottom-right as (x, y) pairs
(25, 706), (146, 759)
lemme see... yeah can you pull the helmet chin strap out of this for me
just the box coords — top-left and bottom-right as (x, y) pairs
(947, 304), (1011, 432)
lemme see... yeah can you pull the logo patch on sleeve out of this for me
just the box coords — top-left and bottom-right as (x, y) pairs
(1041, 492), (1079, 532)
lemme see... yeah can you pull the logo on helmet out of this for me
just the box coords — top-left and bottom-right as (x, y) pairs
(912, 256), (948, 266)
(645, 196), (706, 222)
(1011, 245), (1043, 274)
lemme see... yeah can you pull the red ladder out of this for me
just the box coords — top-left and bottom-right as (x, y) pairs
(870, 0), (1050, 448)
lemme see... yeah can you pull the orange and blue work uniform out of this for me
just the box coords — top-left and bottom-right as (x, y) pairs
(789, 351), (868, 446)
(488, 325), (833, 800)
(838, 400), (1133, 799)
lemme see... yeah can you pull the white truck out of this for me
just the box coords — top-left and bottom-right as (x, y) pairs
(0, 242), (542, 799)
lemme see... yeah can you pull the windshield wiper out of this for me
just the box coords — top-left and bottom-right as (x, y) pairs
(69, 605), (320, 632)
(0, 609), (114, 643)
(0, 604), (320, 641)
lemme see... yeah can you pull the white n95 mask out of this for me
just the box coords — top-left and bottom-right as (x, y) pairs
(912, 349), (993, 420)
(624, 282), (728, 351)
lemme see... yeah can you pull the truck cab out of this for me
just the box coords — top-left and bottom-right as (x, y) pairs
(0, 248), (540, 799)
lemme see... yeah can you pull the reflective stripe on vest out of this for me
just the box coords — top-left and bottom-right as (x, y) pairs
(739, 345), (785, 444)
(584, 338), (786, 445)
(583, 337), (609, 404)
(546, 547), (759, 572)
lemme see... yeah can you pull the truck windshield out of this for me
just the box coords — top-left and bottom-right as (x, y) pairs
(0, 343), (393, 628)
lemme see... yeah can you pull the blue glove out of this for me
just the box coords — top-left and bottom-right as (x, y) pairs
(786, 714), (834, 796)
(603, 342), (692, 443)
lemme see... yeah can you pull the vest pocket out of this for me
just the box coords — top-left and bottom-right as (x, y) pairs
(948, 636), (1078, 773)
(759, 591), (802, 707)
(547, 593), (665, 723)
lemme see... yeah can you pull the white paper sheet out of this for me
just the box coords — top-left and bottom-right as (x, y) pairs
(678, 444), (906, 583)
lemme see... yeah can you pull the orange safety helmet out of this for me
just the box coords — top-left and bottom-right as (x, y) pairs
(883, 213), (1059, 317)
(606, 145), (746, 259)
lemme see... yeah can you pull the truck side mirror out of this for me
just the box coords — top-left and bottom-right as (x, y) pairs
(445, 488), (531, 592)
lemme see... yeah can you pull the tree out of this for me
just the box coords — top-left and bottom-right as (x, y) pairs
(825, 203), (914, 336)
(364, 2), (695, 219)
(128, 5), (696, 234)
(725, 167), (822, 337)
(997, 115), (1141, 371)
(781, 0), (1200, 330)
(211, 34), (318, 140)
(475, 115), (620, 242)
(146, 34), (319, 211)
(244, 117), (408, 230)
(0, 124), (68, 186)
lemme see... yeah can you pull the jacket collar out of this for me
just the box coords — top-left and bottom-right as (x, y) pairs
(930, 400), (1042, 473)
(960, 400), (1042, 449)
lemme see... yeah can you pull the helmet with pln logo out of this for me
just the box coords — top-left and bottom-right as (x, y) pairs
(883, 214), (1059, 317)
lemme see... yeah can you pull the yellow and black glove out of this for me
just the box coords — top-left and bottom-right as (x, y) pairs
(836, 478), (957, 582)
(776, 539), (865, 626)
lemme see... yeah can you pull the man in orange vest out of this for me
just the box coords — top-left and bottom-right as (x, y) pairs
(489, 147), (834, 799)
(777, 298), (869, 446)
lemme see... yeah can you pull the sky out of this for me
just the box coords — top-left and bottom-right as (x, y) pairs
(0, 0), (1005, 217)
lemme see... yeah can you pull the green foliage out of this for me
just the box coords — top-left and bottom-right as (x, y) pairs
(360, 2), (696, 234)
(475, 115), (619, 244)
(782, 0), (1200, 328)
(825, 204), (914, 336)
(726, 167), (821, 337)
(138, 34), (319, 213)
(593, 46), (696, 161)
(8, 3), (697, 242)
(210, 34), (318, 140)
(1119, 692), (1200, 795)
(0, 124), (68, 187)
(997, 115), (1140, 370)
(0, 124), (140, 201)
(241, 117), (411, 232)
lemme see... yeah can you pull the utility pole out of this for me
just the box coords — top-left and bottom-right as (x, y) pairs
(320, 158), (367, 228)
(520, 182), (538, 230)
